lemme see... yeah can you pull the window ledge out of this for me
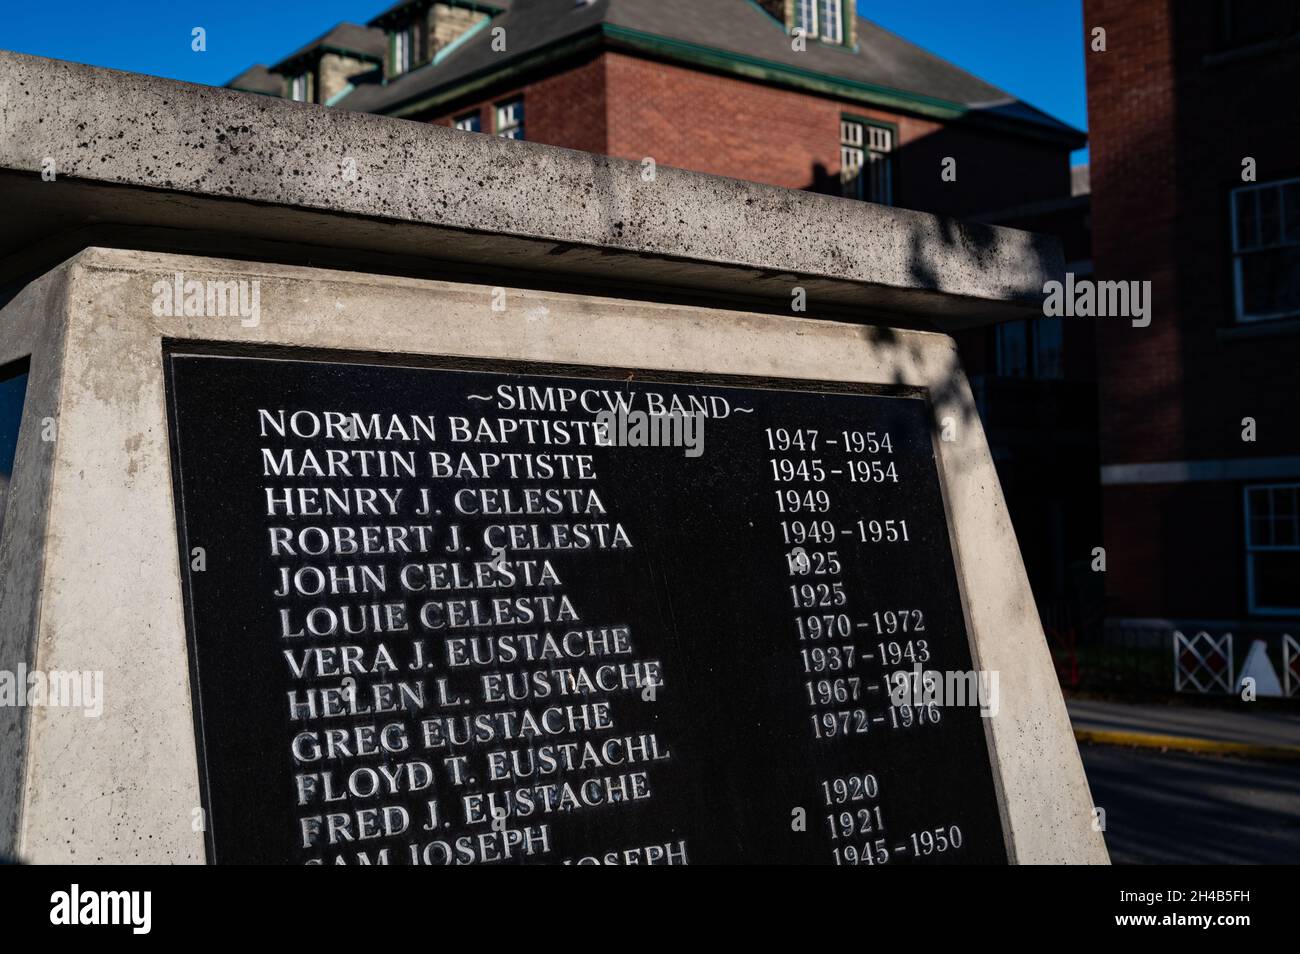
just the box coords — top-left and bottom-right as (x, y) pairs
(1218, 316), (1300, 341)
(813, 38), (858, 56)
(1247, 607), (1300, 618)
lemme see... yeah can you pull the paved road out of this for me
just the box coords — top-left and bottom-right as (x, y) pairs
(1078, 743), (1300, 864)
(1068, 699), (1300, 748)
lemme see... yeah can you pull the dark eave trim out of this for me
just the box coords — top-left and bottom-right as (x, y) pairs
(271, 44), (385, 76)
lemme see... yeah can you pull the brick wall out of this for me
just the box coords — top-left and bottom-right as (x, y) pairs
(889, 122), (1070, 217)
(1087, 0), (1300, 465)
(1085, 0), (1300, 622)
(602, 51), (1066, 213)
(427, 51), (1070, 214)
(604, 51), (846, 190)
(430, 53), (609, 156)
(1085, 0), (1182, 465)
(1102, 482), (1243, 619)
(1168, 3), (1300, 463)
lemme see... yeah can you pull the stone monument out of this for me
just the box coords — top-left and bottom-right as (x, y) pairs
(0, 52), (1107, 864)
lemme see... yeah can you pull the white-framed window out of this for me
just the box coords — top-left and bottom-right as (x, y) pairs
(1245, 483), (1300, 615)
(288, 73), (310, 103)
(795, 0), (818, 37)
(840, 119), (893, 205)
(819, 0), (844, 44)
(795, 0), (844, 42)
(496, 99), (524, 140)
(454, 111), (481, 133)
(1231, 176), (1300, 322)
(392, 25), (415, 75)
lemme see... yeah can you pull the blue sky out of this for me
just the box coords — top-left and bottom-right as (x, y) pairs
(0, 1), (1088, 161)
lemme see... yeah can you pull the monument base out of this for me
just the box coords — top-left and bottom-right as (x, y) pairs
(0, 247), (1108, 864)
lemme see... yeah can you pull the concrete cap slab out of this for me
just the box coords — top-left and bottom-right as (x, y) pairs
(0, 51), (1058, 325)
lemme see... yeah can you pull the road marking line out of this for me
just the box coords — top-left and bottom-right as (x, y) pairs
(1074, 727), (1300, 762)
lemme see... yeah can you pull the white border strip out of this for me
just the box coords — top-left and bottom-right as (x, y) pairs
(1101, 456), (1300, 485)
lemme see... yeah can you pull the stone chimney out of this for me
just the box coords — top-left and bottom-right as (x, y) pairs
(429, 2), (490, 56)
(318, 52), (375, 104)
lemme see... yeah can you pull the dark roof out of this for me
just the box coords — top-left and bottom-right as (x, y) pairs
(332, 0), (1080, 145)
(225, 65), (283, 95)
(270, 23), (387, 74)
(369, 0), (513, 28)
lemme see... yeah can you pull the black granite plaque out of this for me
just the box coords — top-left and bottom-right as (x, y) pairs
(165, 350), (1008, 865)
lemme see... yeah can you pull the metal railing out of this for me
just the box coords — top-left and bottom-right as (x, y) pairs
(1040, 600), (1297, 701)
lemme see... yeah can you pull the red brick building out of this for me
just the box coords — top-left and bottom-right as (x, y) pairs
(230, 0), (1098, 614)
(230, 1), (1083, 210)
(1086, 0), (1300, 633)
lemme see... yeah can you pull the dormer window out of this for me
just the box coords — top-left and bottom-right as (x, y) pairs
(288, 72), (311, 103)
(820, 0), (844, 43)
(795, 0), (846, 43)
(391, 23), (417, 75)
(263, 23), (385, 105)
(375, 3), (498, 79)
(795, 0), (816, 35)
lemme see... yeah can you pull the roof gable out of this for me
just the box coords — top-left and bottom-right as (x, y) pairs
(270, 23), (387, 75)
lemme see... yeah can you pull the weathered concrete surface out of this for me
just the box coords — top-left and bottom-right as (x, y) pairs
(0, 267), (69, 860)
(0, 247), (1107, 863)
(0, 51), (1060, 325)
